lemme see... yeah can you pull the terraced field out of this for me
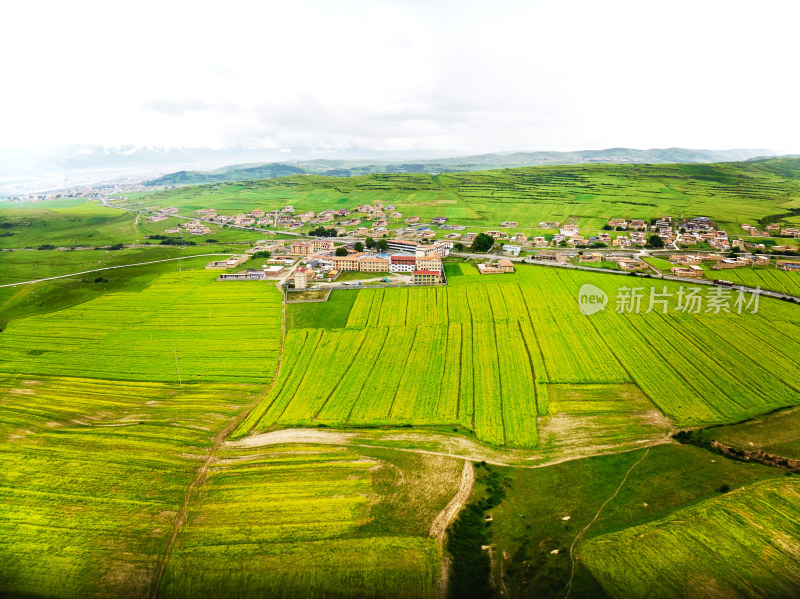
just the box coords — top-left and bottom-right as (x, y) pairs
(579, 478), (800, 599)
(238, 264), (800, 447)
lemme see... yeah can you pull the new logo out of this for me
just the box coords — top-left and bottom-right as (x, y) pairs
(578, 284), (608, 315)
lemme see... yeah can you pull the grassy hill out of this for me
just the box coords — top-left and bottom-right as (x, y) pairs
(130, 158), (800, 235)
(141, 148), (777, 187)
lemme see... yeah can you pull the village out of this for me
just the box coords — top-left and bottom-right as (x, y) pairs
(144, 202), (800, 287)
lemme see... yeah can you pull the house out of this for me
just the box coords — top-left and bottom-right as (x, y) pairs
(511, 233), (527, 244)
(477, 263), (505, 274)
(164, 227), (182, 234)
(777, 260), (800, 271)
(608, 219), (627, 229)
(413, 270), (442, 284)
(498, 259), (515, 273)
(539, 221), (560, 228)
(461, 233), (477, 243)
(431, 217), (448, 225)
(500, 221), (518, 228)
(359, 257), (390, 272)
(629, 219), (647, 230)
(206, 255), (248, 269)
(561, 224), (579, 235)
(390, 254), (417, 273)
(617, 259), (646, 271)
(766, 223), (781, 232)
(250, 209), (265, 218)
(670, 254), (702, 265)
(216, 269), (268, 281)
(282, 205), (295, 212)
(502, 244), (522, 257)
(535, 250), (567, 263)
(406, 216), (420, 224)
(311, 239), (335, 251)
(195, 208), (217, 217)
(612, 236), (631, 248)
(566, 235), (586, 246)
(671, 265), (704, 278)
(531, 236), (547, 247)
(581, 252), (603, 263)
(782, 228), (800, 238)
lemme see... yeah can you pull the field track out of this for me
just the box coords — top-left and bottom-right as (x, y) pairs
(0, 254), (234, 288)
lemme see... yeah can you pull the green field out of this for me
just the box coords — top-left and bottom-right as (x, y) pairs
(579, 477), (800, 599)
(0, 271), (282, 383)
(237, 263), (800, 447)
(487, 443), (782, 597)
(160, 445), (460, 598)
(127, 158), (800, 235)
(704, 266), (800, 296)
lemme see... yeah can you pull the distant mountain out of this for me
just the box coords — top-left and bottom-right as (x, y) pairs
(140, 148), (778, 187)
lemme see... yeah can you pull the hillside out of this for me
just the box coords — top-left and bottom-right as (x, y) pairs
(132, 157), (800, 234)
(141, 147), (777, 187)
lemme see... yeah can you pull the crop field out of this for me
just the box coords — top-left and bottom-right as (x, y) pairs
(0, 270), (282, 383)
(0, 372), (262, 597)
(238, 264), (800, 447)
(703, 266), (800, 296)
(131, 159), (800, 234)
(579, 477), (800, 599)
(159, 445), (458, 598)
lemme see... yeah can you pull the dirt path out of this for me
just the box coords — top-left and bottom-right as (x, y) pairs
(430, 460), (474, 599)
(147, 291), (289, 598)
(227, 427), (671, 470)
(562, 447), (651, 599)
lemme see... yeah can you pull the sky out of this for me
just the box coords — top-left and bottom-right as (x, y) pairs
(3, 0), (800, 155)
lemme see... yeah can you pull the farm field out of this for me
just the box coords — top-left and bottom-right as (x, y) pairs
(578, 477), (800, 599)
(238, 263), (800, 447)
(159, 444), (460, 598)
(0, 270), (282, 383)
(129, 158), (800, 235)
(0, 373), (262, 597)
(703, 266), (800, 296)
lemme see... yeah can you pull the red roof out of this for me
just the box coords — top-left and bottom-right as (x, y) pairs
(414, 270), (440, 275)
(391, 255), (416, 263)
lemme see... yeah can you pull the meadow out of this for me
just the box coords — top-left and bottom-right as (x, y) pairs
(237, 263), (800, 447)
(487, 443), (782, 598)
(129, 158), (800, 235)
(579, 477), (800, 598)
(703, 266), (800, 296)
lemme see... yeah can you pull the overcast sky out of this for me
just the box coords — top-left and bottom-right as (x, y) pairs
(3, 0), (799, 154)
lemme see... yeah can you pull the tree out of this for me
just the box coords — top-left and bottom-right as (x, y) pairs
(647, 234), (665, 248)
(454, 242), (465, 251)
(365, 237), (376, 249)
(376, 239), (389, 252)
(252, 250), (271, 259)
(334, 247), (348, 256)
(470, 233), (494, 253)
(354, 242), (364, 252)
(602, 224), (613, 231)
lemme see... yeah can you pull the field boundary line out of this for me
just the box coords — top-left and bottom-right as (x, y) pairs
(562, 447), (651, 599)
(148, 290), (288, 598)
(0, 254), (234, 288)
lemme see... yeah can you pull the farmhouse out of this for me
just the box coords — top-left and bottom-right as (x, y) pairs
(617, 259), (646, 271)
(415, 254), (443, 272)
(777, 260), (800, 271)
(216, 269), (268, 281)
(502, 244), (522, 257)
(671, 265), (704, 278)
(206, 255), (248, 269)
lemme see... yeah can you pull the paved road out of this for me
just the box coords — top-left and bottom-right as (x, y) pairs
(0, 254), (234, 288)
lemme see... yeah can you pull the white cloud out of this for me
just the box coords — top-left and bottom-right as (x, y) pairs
(2, 0), (799, 153)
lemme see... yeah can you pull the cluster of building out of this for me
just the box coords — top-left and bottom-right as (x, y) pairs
(477, 260), (515, 274)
